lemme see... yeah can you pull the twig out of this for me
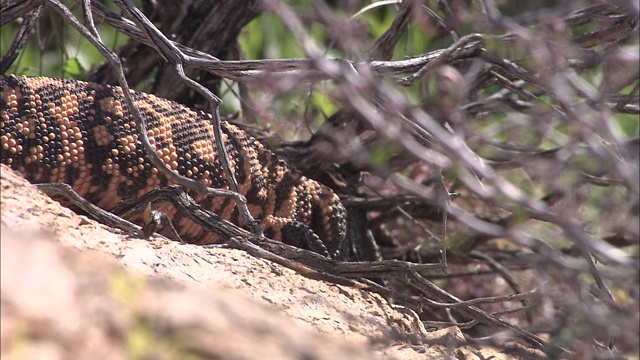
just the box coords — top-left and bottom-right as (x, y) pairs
(0, 4), (42, 74)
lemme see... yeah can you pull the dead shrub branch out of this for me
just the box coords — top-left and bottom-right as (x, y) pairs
(2, 0), (638, 357)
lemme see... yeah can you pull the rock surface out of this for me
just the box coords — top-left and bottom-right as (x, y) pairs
(1, 164), (536, 359)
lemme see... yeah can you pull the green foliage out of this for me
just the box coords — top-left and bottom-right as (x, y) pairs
(1, 5), (131, 77)
(62, 57), (86, 79)
(370, 138), (403, 169)
(240, 11), (305, 60)
(617, 113), (639, 137)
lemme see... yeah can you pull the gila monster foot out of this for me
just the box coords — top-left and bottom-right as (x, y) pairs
(281, 221), (331, 258)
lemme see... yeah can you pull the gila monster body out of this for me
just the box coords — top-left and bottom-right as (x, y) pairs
(0, 74), (347, 257)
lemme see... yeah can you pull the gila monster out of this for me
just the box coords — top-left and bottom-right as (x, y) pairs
(0, 74), (347, 257)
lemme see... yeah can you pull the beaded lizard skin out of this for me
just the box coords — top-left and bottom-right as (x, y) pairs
(0, 74), (347, 257)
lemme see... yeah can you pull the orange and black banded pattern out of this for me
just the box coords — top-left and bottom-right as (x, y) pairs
(0, 74), (346, 257)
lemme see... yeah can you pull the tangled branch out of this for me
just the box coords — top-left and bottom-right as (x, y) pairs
(2, 0), (638, 357)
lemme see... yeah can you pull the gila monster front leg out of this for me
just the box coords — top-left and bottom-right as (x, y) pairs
(0, 74), (348, 258)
